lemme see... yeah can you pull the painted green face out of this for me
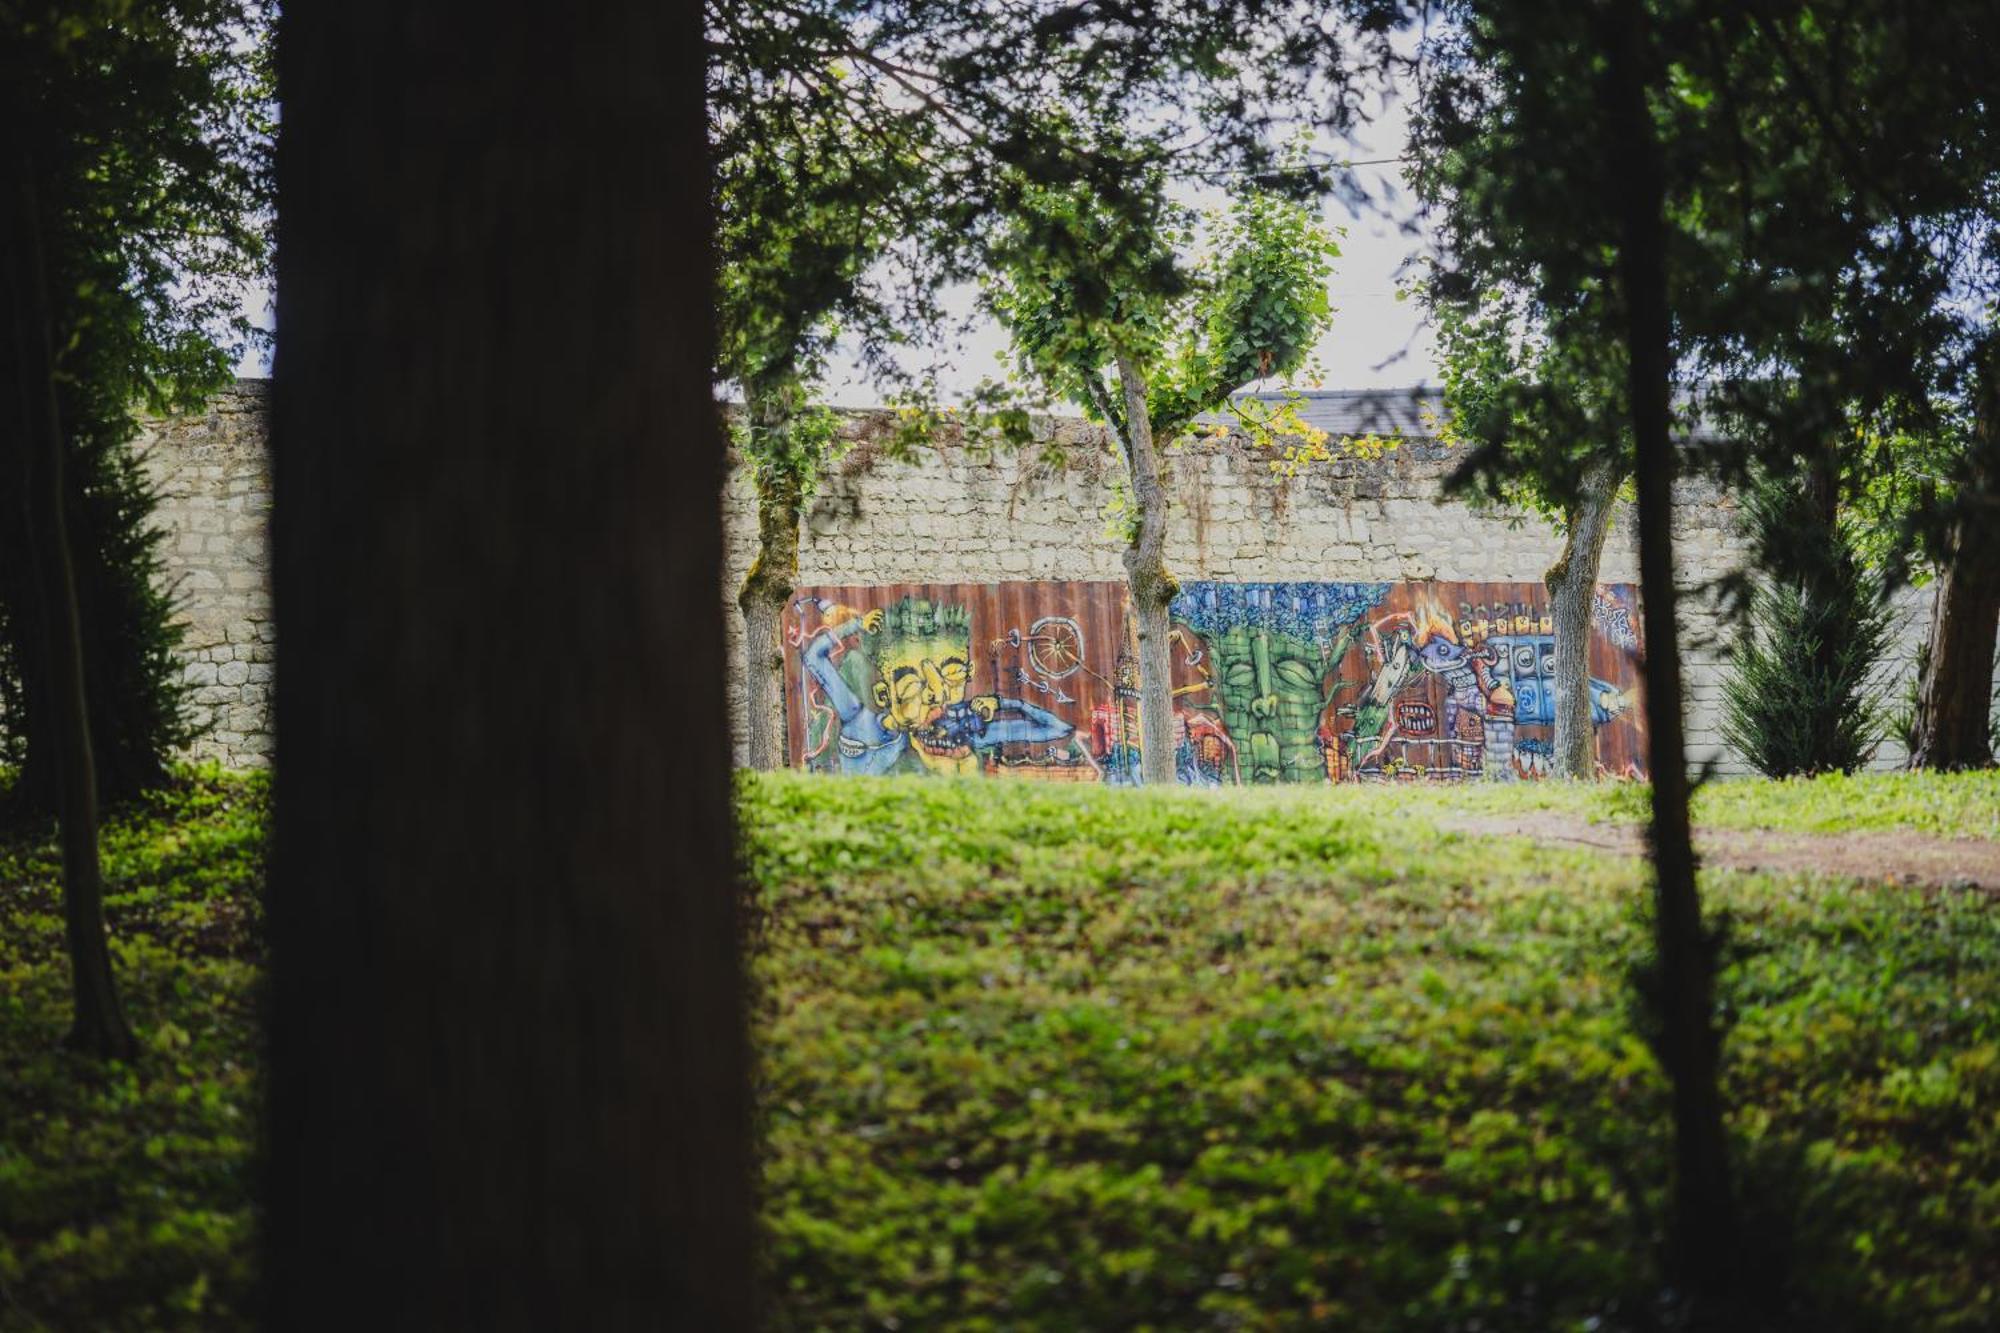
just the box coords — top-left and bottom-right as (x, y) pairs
(1212, 626), (1327, 783)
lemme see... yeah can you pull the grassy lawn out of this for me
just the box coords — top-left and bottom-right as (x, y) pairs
(4, 769), (1998, 1330)
(1392, 767), (2000, 840)
(0, 770), (266, 1331)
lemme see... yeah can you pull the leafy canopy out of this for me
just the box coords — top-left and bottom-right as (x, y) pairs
(708, 0), (1406, 491)
(1427, 281), (1633, 526)
(989, 177), (1340, 456)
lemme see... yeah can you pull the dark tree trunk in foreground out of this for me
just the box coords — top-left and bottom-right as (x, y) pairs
(1116, 356), (1180, 787)
(2, 160), (138, 1062)
(1602, 0), (1738, 1306)
(1547, 458), (1619, 780)
(1911, 374), (1999, 771)
(264, 6), (752, 1330)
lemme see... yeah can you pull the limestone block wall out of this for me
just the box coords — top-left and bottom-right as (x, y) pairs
(121, 384), (1971, 776)
(134, 379), (274, 768)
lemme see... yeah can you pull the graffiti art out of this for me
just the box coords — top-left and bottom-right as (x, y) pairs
(783, 580), (1648, 784)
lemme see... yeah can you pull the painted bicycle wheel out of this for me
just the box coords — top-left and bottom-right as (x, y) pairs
(1026, 615), (1085, 679)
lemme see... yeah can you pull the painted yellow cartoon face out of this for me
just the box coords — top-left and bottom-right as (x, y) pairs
(871, 640), (974, 771)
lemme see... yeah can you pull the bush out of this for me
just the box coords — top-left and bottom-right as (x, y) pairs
(0, 380), (198, 822)
(1723, 473), (1892, 777)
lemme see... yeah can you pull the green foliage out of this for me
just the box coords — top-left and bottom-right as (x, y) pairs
(1426, 282), (1633, 524)
(0, 769), (267, 1331)
(0, 2), (273, 812)
(989, 177), (1340, 480)
(734, 382), (847, 510)
(10, 770), (2000, 1327)
(1380, 767), (2000, 841)
(743, 773), (2000, 1330)
(708, 0), (1382, 517)
(1722, 476), (1893, 778)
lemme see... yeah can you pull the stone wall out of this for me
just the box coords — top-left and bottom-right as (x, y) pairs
(722, 405), (1956, 777)
(135, 380), (274, 768)
(127, 383), (1969, 776)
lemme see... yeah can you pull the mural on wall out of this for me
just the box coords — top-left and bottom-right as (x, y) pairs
(784, 581), (1647, 783)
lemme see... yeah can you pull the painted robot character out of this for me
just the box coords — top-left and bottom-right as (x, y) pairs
(1411, 615), (1496, 743)
(800, 596), (1073, 776)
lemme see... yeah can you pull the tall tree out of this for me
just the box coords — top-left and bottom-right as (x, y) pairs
(1413, 0), (2000, 1299)
(1597, 1), (1738, 1298)
(1909, 373), (2000, 769)
(1408, 0), (1742, 1303)
(708, 0), (1396, 771)
(992, 180), (1338, 785)
(1427, 288), (1633, 779)
(265, 2), (751, 1326)
(0, 1), (273, 815)
(1655, 0), (2000, 771)
(712, 33), (914, 770)
(0, 155), (137, 1061)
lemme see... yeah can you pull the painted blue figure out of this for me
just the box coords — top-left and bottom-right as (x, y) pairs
(800, 608), (911, 775)
(1414, 632), (1493, 742)
(1488, 634), (1632, 728)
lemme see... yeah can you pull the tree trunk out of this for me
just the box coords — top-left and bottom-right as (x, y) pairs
(1546, 458), (1619, 781)
(2, 159), (138, 1061)
(1910, 557), (1999, 770)
(1116, 355), (1179, 787)
(738, 393), (804, 772)
(1603, 0), (1739, 1305)
(264, 5), (753, 1329)
(1911, 372), (1999, 771)
(739, 570), (792, 771)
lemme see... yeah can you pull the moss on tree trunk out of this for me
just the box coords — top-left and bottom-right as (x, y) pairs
(1546, 459), (1618, 781)
(1116, 355), (1180, 788)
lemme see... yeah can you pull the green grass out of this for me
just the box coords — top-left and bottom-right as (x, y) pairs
(747, 774), (1999, 1330)
(1373, 767), (2000, 840)
(1, 767), (267, 1332)
(5, 768), (1999, 1330)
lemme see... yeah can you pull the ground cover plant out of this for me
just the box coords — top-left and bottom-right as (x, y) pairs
(3, 768), (1997, 1329)
(0, 769), (266, 1330)
(1394, 769), (2000, 841)
(747, 775), (1999, 1330)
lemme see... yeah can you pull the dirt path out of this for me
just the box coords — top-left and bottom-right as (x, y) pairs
(1437, 811), (2000, 892)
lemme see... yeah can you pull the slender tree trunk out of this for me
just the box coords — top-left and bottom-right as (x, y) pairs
(739, 559), (794, 771)
(738, 394), (804, 772)
(265, 5), (752, 1329)
(2, 158), (138, 1061)
(1546, 458), (1619, 780)
(1116, 355), (1179, 787)
(1911, 370), (1999, 771)
(1603, 0), (1738, 1305)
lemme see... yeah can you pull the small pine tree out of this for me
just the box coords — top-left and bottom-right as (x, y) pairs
(0, 4), (271, 818)
(0, 391), (196, 811)
(1722, 471), (1892, 777)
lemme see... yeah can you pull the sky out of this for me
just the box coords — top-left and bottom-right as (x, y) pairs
(235, 81), (1440, 398)
(816, 85), (1438, 408)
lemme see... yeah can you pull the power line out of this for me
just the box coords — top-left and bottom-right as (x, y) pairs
(1174, 154), (1410, 181)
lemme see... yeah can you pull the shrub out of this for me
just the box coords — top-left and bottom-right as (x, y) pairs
(1723, 473), (1892, 777)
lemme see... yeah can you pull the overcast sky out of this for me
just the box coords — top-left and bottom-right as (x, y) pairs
(813, 88), (1440, 408)
(235, 82), (1439, 398)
